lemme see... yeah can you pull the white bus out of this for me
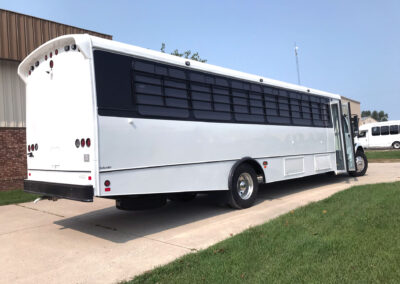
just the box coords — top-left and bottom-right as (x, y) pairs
(356, 120), (400, 149)
(18, 35), (367, 210)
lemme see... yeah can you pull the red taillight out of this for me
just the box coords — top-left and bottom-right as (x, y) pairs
(28, 145), (31, 152)
(104, 180), (110, 187)
(105, 188), (111, 192)
(55, 49), (58, 55)
(88, 176), (92, 181)
(86, 138), (91, 147)
(50, 52), (53, 58)
(45, 55), (48, 60)
(81, 138), (85, 147)
(50, 60), (54, 68)
(31, 144), (35, 151)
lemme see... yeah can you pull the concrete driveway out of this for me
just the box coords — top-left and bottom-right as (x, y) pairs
(1, 163), (400, 284)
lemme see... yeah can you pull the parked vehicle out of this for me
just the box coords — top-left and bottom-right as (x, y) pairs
(18, 35), (367, 210)
(356, 120), (400, 149)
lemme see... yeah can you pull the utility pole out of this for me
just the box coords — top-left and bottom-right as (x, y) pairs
(294, 43), (301, 85)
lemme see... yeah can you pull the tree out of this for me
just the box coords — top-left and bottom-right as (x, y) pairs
(361, 110), (371, 117)
(160, 43), (207, 63)
(361, 110), (388, 121)
(378, 111), (388, 121)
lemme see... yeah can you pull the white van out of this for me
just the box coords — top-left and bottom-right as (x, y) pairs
(356, 120), (400, 149)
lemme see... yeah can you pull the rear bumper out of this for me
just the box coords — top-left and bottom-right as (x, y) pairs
(24, 180), (94, 202)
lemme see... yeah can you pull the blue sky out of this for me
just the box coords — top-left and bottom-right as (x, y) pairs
(2, 0), (400, 119)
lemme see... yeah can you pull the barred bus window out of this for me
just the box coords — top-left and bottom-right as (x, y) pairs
(96, 50), (335, 127)
(213, 94), (230, 103)
(133, 61), (154, 73)
(169, 67), (186, 79)
(134, 74), (161, 85)
(136, 94), (163, 106)
(251, 84), (262, 92)
(194, 110), (231, 121)
(165, 79), (186, 89)
(165, 88), (187, 99)
(192, 91), (211, 102)
(155, 65), (168, 76)
(138, 106), (189, 118)
(135, 83), (162, 95)
(215, 77), (229, 87)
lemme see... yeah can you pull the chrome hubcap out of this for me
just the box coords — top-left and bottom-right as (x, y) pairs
(394, 143), (400, 149)
(356, 156), (365, 173)
(237, 173), (253, 200)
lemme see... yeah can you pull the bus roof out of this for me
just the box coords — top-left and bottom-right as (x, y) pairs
(19, 34), (341, 100)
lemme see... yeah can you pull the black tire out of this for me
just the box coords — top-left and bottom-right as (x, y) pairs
(349, 151), (368, 177)
(169, 192), (197, 202)
(393, 141), (400, 150)
(228, 164), (259, 209)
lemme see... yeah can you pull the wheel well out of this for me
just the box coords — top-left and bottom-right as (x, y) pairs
(228, 157), (265, 190)
(392, 141), (400, 145)
(243, 160), (265, 183)
(356, 146), (364, 153)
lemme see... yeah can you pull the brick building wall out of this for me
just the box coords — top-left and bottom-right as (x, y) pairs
(0, 128), (27, 190)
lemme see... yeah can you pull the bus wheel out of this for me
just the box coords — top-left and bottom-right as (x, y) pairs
(228, 164), (259, 209)
(393, 141), (400, 149)
(349, 151), (368, 177)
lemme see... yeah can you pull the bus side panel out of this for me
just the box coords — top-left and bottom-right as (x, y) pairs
(97, 116), (336, 196)
(97, 117), (334, 169)
(99, 162), (232, 196)
(98, 152), (336, 196)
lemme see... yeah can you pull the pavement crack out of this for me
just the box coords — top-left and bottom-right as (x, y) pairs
(0, 223), (54, 237)
(15, 204), (65, 218)
(140, 235), (197, 252)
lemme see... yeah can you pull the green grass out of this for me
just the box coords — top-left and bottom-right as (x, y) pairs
(125, 182), (400, 283)
(0, 189), (38, 206)
(366, 150), (400, 160)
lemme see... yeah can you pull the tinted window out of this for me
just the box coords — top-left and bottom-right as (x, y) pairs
(372, 127), (380, 136)
(94, 50), (134, 111)
(94, 51), (333, 127)
(390, 125), (399, 135)
(381, 126), (389, 135)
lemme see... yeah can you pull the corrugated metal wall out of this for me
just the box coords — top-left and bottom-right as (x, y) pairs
(0, 60), (25, 127)
(0, 9), (112, 62)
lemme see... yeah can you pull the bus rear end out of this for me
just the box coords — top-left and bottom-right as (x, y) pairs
(18, 35), (97, 202)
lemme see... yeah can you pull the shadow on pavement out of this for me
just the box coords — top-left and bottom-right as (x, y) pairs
(55, 173), (358, 243)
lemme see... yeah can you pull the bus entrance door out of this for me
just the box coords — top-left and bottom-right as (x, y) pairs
(341, 103), (356, 172)
(331, 102), (346, 172)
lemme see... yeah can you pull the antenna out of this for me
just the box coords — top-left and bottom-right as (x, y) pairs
(294, 43), (301, 85)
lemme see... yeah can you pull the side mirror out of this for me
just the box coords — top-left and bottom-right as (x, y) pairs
(351, 115), (359, 137)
